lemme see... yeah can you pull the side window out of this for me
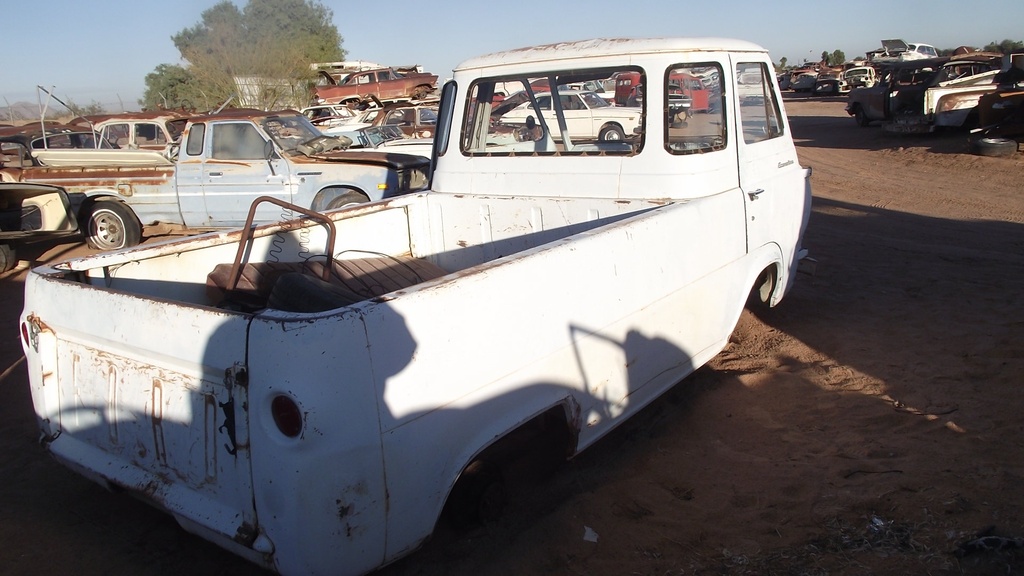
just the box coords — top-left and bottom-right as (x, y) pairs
(185, 123), (206, 156)
(102, 123), (131, 148)
(134, 123), (165, 145)
(211, 123), (266, 160)
(665, 63), (726, 155)
(736, 62), (784, 145)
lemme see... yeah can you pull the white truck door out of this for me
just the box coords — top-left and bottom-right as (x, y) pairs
(200, 121), (293, 226)
(733, 59), (808, 275)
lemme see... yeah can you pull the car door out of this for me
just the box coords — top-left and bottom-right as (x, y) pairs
(183, 121), (292, 227)
(733, 60), (809, 274)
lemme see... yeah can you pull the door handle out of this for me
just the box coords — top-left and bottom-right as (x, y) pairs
(747, 189), (765, 200)
(208, 171), (223, 177)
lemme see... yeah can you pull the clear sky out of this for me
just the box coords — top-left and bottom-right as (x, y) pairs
(3, 0), (1022, 113)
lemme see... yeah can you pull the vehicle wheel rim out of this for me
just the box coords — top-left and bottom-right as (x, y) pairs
(604, 131), (621, 141)
(91, 210), (125, 250)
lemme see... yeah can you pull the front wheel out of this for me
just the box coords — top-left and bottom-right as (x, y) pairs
(854, 106), (871, 127)
(84, 201), (142, 251)
(326, 191), (371, 210)
(598, 125), (625, 141)
(0, 244), (15, 273)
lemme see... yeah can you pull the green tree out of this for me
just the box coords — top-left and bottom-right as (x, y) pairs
(776, 57), (788, 72)
(141, 0), (344, 111)
(141, 64), (202, 111)
(982, 39), (1024, 53)
(829, 50), (846, 66)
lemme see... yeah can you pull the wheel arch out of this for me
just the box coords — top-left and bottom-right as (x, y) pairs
(311, 185), (368, 212)
(418, 397), (581, 532)
(743, 242), (788, 310)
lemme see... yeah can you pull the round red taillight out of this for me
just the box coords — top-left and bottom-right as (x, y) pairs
(271, 395), (303, 438)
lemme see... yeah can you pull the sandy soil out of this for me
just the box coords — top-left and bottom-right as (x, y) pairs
(1, 96), (1022, 575)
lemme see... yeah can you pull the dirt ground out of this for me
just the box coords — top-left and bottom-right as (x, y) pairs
(1, 96), (1022, 576)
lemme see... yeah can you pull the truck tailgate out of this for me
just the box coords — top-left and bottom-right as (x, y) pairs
(21, 271), (260, 547)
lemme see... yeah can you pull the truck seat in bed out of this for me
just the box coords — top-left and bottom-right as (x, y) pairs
(206, 255), (447, 312)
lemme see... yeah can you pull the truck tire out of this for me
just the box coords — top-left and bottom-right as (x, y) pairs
(970, 137), (1018, 158)
(853, 106), (871, 127)
(84, 201), (142, 251)
(444, 459), (505, 528)
(326, 191), (371, 210)
(598, 125), (625, 141)
(0, 244), (14, 273)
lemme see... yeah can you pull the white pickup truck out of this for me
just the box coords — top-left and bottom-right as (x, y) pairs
(20, 37), (811, 576)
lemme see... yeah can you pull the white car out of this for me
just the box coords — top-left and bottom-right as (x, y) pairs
(499, 90), (641, 141)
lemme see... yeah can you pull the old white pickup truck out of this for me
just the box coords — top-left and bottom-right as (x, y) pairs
(20, 38), (811, 576)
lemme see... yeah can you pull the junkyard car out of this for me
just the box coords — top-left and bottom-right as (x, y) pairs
(330, 125), (433, 158)
(0, 124), (126, 168)
(334, 103), (439, 139)
(312, 67), (438, 106)
(301, 104), (359, 129)
(69, 111), (188, 152)
(843, 66), (877, 89)
(813, 71), (848, 95)
(789, 72), (817, 92)
(0, 182), (78, 271)
(870, 39), (939, 63)
(845, 55), (1001, 130)
(499, 90), (642, 141)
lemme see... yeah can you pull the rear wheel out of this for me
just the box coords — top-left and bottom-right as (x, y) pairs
(84, 200), (142, 251)
(444, 459), (506, 528)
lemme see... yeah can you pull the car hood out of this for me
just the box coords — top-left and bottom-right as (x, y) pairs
(881, 39), (910, 54)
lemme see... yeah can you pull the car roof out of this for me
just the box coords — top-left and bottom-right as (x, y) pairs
(456, 37), (766, 71)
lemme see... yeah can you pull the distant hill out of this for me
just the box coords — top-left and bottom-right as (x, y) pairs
(1, 101), (43, 122)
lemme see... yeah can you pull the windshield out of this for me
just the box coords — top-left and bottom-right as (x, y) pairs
(261, 115), (321, 152)
(580, 92), (611, 108)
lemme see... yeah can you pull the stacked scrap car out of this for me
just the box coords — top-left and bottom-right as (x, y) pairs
(312, 67), (438, 106)
(845, 53), (1002, 131)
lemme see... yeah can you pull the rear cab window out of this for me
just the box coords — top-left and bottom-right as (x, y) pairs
(664, 63), (727, 155)
(461, 66), (645, 156)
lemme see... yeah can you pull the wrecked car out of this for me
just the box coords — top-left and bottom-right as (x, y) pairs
(312, 67), (439, 106)
(869, 39), (939, 63)
(0, 182), (78, 271)
(0, 109), (430, 250)
(845, 54), (1002, 131)
(69, 111), (189, 153)
(844, 66), (878, 89)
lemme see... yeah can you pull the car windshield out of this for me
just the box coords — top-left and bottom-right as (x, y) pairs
(261, 115), (320, 152)
(580, 92), (610, 108)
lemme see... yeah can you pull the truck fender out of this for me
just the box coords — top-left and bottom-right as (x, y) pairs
(744, 242), (786, 308)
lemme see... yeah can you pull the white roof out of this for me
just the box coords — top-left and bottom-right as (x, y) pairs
(455, 37), (768, 72)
